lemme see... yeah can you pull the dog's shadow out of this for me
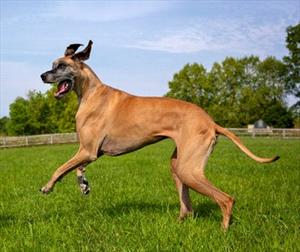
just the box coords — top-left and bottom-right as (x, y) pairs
(102, 200), (219, 220)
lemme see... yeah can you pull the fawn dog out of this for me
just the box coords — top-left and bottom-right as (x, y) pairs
(40, 40), (279, 229)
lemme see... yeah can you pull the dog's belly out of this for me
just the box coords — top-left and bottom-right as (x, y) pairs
(99, 135), (165, 156)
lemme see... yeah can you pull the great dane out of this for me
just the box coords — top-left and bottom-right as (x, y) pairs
(40, 40), (279, 229)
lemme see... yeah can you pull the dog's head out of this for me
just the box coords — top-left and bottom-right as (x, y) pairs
(40, 40), (93, 99)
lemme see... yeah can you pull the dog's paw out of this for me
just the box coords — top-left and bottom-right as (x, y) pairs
(40, 186), (52, 194)
(79, 183), (90, 195)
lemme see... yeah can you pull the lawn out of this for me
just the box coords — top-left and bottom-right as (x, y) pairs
(0, 137), (299, 251)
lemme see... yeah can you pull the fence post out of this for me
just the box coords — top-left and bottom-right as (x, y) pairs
(282, 129), (286, 139)
(25, 136), (29, 146)
(50, 134), (53, 145)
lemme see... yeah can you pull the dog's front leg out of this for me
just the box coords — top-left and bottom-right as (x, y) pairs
(76, 166), (90, 195)
(40, 148), (95, 194)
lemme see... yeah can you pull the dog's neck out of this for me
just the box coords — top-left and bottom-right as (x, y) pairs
(74, 63), (104, 103)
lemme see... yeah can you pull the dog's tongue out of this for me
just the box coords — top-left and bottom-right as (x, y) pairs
(55, 81), (68, 97)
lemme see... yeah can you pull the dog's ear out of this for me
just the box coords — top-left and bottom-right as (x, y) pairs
(72, 40), (93, 62)
(64, 44), (83, 56)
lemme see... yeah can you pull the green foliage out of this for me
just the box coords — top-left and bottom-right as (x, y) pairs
(0, 116), (9, 135)
(6, 97), (31, 135)
(0, 139), (299, 251)
(283, 23), (300, 97)
(283, 23), (300, 125)
(263, 101), (294, 128)
(166, 56), (293, 128)
(167, 63), (212, 108)
(45, 87), (78, 133)
(6, 87), (77, 136)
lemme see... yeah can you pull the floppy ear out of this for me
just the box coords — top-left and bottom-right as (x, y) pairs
(72, 40), (93, 62)
(64, 43), (83, 56)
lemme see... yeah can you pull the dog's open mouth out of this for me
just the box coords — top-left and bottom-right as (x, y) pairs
(55, 80), (73, 99)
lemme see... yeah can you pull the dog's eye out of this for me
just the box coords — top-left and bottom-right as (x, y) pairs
(57, 64), (67, 69)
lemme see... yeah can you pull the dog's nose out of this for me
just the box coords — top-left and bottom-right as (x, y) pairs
(40, 73), (47, 82)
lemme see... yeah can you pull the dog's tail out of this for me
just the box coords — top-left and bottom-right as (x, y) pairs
(214, 124), (279, 163)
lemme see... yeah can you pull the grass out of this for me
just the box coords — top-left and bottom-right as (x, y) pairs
(0, 137), (299, 251)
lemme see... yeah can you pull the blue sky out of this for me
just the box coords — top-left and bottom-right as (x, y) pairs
(0, 0), (299, 117)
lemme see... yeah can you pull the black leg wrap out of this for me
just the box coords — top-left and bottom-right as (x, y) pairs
(77, 175), (90, 195)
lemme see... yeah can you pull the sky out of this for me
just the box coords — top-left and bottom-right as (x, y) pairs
(0, 0), (299, 117)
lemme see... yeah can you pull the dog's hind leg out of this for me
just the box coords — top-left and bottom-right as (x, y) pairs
(76, 165), (90, 195)
(170, 148), (193, 220)
(176, 133), (235, 230)
(181, 173), (235, 230)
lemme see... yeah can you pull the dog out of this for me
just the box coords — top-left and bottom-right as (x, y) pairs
(40, 40), (279, 229)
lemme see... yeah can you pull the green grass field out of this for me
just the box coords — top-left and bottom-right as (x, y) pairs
(0, 137), (299, 251)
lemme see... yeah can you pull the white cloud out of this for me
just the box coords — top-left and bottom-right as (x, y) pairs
(130, 27), (211, 53)
(128, 18), (290, 57)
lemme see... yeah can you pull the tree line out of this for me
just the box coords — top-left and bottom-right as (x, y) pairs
(166, 56), (294, 128)
(0, 24), (299, 136)
(0, 88), (77, 136)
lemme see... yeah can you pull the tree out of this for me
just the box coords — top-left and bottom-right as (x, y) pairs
(283, 23), (300, 126)
(208, 57), (250, 126)
(0, 116), (9, 135)
(166, 56), (293, 128)
(7, 97), (31, 135)
(7, 88), (77, 136)
(166, 63), (212, 107)
(27, 91), (53, 134)
(283, 23), (300, 97)
(46, 86), (77, 133)
(264, 101), (294, 128)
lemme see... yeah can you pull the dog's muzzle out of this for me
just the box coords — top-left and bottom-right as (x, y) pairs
(40, 72), (73, 99)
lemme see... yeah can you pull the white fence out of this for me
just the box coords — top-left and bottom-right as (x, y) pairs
(0, 133), (78, 148)
(227, 128), (300, 138)
(0, 129), (299, 148)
